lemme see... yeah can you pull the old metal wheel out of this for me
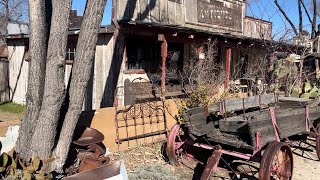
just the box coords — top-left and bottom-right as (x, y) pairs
(316, 126), (320, 160)
(166, 124), (185, 166)
(259, 142), (293, 180)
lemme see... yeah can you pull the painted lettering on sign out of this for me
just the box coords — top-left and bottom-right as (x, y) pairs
(197, 0), (242, 30)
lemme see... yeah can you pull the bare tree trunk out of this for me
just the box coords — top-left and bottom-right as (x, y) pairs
(15, 0), (51, 161)
(298, 0), (303, 34)
(312, 0), (317, 38)
(274, 0), (298, 36)
(29, 0), (72, 160)
(3, 0), (9, 34)
(51, 0), (107, 171)
(301, 0), (312, 24)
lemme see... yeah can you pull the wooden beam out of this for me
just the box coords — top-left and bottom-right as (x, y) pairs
(160, 34), (167, 96)
(224, 48), (231, 89)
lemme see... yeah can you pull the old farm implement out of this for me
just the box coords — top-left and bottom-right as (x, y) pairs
(166, 93), (320, 179)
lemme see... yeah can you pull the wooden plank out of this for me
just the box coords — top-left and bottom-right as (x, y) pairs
(248, 108), (307, 147)
(0, 60), (9, 102)
(159, 0), (168, 23)
(175, 1), (183, 25)
(184, 0), (197, 23)
(222, 93), (276, 113)
(167, 0), (176, 24)
(150, 0), (160, 23)
(117, 0), (127, 20)
(219, 117), (247, 133)
(140, 0), (150, 22)
(278, 96), (312, 102)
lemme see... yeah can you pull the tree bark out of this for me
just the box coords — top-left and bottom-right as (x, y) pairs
(5, 0), (9, 35)
(29, 0), (72, 160)
(15, 0), (51, 161)
(274, 0), (298, 36)
(301, 0), (312, 24)
(312, 0), (317, 38)
(51, 0), (107, 171)
(298, 0), (303, 34)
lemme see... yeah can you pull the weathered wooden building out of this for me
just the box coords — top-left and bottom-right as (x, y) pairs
(0, 45), (9, 102)
(6, 0), (296, 109)
(112, 0), (276, 105)
(6, 27), (115, 110)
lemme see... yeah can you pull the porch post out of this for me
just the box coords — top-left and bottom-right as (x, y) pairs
(159, 34), (167, 96)
(224, 48), (231, 89)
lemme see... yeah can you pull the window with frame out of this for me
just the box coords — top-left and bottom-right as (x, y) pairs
(126, 38), (161, 73)
(66, 37), (77, 64)
(66, 48), (76, 62)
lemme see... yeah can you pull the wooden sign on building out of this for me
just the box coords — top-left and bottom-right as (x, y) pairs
(197, 0), (243, 31)
(115, 0), (246, 36)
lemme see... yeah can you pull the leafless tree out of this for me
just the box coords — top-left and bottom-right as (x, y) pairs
(0, 0), (28, 35)
(15, 0), (107, 173)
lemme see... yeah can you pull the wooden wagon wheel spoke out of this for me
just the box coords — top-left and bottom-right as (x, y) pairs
(166, 124), (191, 166)
(259, 141), (293, 180)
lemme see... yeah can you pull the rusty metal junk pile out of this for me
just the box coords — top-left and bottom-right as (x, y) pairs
(67, 127), (110, 174)
(64, 127), (127, 179)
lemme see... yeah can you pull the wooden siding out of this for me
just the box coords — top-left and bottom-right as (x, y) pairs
(7, 34), (116, 110)
(116, 0), (246, 36)
(0, 60), (9, 102)
(244, 16), (272, 40)
(7, 41), (29, 104)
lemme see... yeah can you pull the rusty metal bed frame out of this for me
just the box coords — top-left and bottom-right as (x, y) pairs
(114, 78), (167, 151)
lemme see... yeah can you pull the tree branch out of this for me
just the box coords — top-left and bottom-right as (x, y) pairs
(312, 0), (317, 38)
(298, 0), (303, 34)
(300, 0), (313, 24)
(274, 0), (298, 36)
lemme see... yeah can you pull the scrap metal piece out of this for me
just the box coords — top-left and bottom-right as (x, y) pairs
(78, 156), (111, 173)
(73, 127), (104, 146)
(200, 147), (222, 180)
(64, 160), (128, 180)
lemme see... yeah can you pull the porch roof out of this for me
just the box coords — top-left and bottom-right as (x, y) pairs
(120, 21), (306, 52)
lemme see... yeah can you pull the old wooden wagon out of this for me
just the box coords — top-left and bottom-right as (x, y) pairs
(166, 93), (320, 180)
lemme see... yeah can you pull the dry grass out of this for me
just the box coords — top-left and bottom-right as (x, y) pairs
(111, 141), (167, 172)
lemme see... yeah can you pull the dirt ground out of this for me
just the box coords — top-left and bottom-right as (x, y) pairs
(1, 111), (319, 179)
(112, 137), (320, 180)
(0, 110), (23, 122)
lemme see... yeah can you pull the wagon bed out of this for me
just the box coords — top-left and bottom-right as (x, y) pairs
(167, 94), (320, 179)
(183, 94), (320, 151)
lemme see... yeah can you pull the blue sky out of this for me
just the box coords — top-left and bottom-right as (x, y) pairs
(247, 0), (318, 38)
(72, 0), (112, 25)
(72, 0), (318, 37)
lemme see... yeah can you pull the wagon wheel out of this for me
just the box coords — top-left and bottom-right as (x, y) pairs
(259, 142), (293, 180)
(316, 126), (320, 160)
(166, 124), (187, 166)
